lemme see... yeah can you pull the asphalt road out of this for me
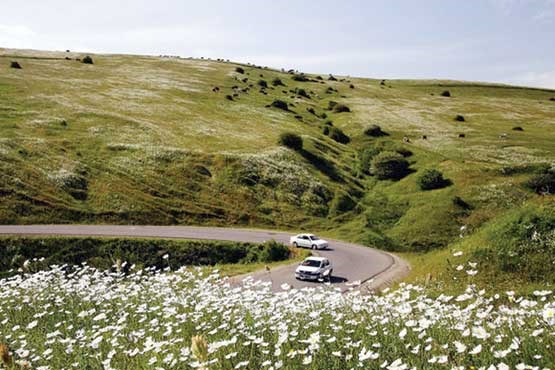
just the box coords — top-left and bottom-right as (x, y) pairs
(0, 225), (397, 292)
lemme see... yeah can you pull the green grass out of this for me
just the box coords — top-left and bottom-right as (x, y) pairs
(1, 48), (555, 291)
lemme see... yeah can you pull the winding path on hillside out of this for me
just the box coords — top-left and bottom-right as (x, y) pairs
(0, 225), (410, 293)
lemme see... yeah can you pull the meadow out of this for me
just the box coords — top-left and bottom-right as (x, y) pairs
(0, 262), (554, 369)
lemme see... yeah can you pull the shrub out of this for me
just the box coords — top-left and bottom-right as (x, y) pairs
(322, 126), (330, 136)
(278, 132), (303, 151)
(417, 169), (451, 190)
(349, 84), (355, 89)
(371, 151), (410, 180)
(549, 97), (554, 101)
(10, 61), (22, 69)
(512, 126), (524, 131)
(259, 240), (290, 263)
(307, 107), (316, 115)
(82, 56), (94, 64)
(328, 74), (337, 81)
(296, 88), (310, 99)
(292, 74), (309, 82)
(328, 127), (350, 144)
(525, 172), (555, 194)
(257, 80), (268, 88)
(225, 95), (234, 101)
(358, 147), (382, 174)
(440, 90), (451, 97)
(395, 147), (413, 158)
(272, 78), (284, 86)
(333, 104), (350, 113)
(452, 196), (472, 210)
(364, 124), (387, 137)
(269, 99), (288, 111)
(235, 67), (245, 74)
(455, 115), (465, 122)
(328, 190), (356, 216)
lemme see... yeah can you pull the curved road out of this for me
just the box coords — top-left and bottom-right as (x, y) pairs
(0, 225), (406, 292)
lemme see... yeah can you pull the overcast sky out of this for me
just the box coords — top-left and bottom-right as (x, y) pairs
(1, 0), (554, 89)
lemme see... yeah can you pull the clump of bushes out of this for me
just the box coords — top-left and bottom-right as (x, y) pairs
(272, 78), (284, 86)
(440, 90), (451, 97)
(357, 147), (382, 174)
(225, 95), (234, 101)
(327, 101), (350, 113)
(455, 115), (465, 122)
(364, 125), (387, 137)
(278, 132), (303, 151)
(417, 169), (451, 190)
(235, 67), (245, 74)
(257, 80), (268, 88)
(292, 74), (309, 82)
(328, 190), (356, 216)
(325, 127), (350, 144)
(525, 171), (555, 195)
(10, 61), (22, 69)
(269, 99), (289, 111)
(296, 88), (310, 99)
(82, 56), (94, 64)
(328, 74), (338, 81)
(371, 151), (410, 180)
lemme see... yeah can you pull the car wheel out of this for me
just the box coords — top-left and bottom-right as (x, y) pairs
(293, 242), (298, 248)
(329, 269), (333, 279)
(311, 244), (316, 250)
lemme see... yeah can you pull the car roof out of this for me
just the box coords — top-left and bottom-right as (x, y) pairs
(305, 256), (327, 261)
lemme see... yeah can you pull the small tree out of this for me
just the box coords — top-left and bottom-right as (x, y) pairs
(417, 169), (450, 190)
(278, 132), (303, 151)
(82, 56), (94, 64)
(371, 151), (410, 180)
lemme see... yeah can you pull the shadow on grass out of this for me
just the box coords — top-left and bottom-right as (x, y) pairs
(299, 149), (343, 182)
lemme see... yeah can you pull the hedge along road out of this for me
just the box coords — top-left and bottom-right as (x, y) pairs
(0, 225), (409, 293)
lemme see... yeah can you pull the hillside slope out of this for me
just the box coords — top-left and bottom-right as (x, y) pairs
(1, 48), (554, 287)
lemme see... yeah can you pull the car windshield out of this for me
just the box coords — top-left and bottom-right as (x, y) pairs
(309, 236), (320, 240)
(302, 260), (321, 268)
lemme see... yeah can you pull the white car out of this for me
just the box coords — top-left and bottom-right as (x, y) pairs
(290, 234), (329, 250)
(295, 256), (333, 281)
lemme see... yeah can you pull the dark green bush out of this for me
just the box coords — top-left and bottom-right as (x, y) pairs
(357, 147), (382, 174)
(441, 90), (451, 97)
(371, 151), (410, 180)
(270, 99), (289, 111)
(225, 94), (234, 101)
(257, 80), (268, 88)
(278, 132), (303, 151)
(525, 172), (555, 194)
(272, 78), (284, 86)
(512, 126), (524, 131)
(82, 56), (94, 64)
(10, 61), (22, 69)
(328, 190), (356, 216)
(455, 115), (465, 122)
(292, 74), (309, 82)
(364, 125), (387, 137)
(417, 169), (451, 190)
(235, 67), (245, 74)
(333, 104), (350, 113)
(328, 127), (350, 144)
(322, 126), (330, 136)
(296, 88), (310, 98)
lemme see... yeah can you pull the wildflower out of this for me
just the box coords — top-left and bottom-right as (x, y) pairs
(453, 251), (463, 257)
(469, 344), (482, 354)
(162, 254), (169, 260)
(453, 341), (467, 353)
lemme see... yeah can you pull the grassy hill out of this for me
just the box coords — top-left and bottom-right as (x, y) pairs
(1, 48), (554, 290)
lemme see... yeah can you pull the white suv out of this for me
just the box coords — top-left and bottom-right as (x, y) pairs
(295, 256), (333, 281)
(290, 234), (329, 250)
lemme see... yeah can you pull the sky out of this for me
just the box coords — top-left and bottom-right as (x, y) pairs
(1, 0), (554, 89)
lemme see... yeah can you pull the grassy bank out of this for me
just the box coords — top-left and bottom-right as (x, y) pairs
(0, 236), (292, 277)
